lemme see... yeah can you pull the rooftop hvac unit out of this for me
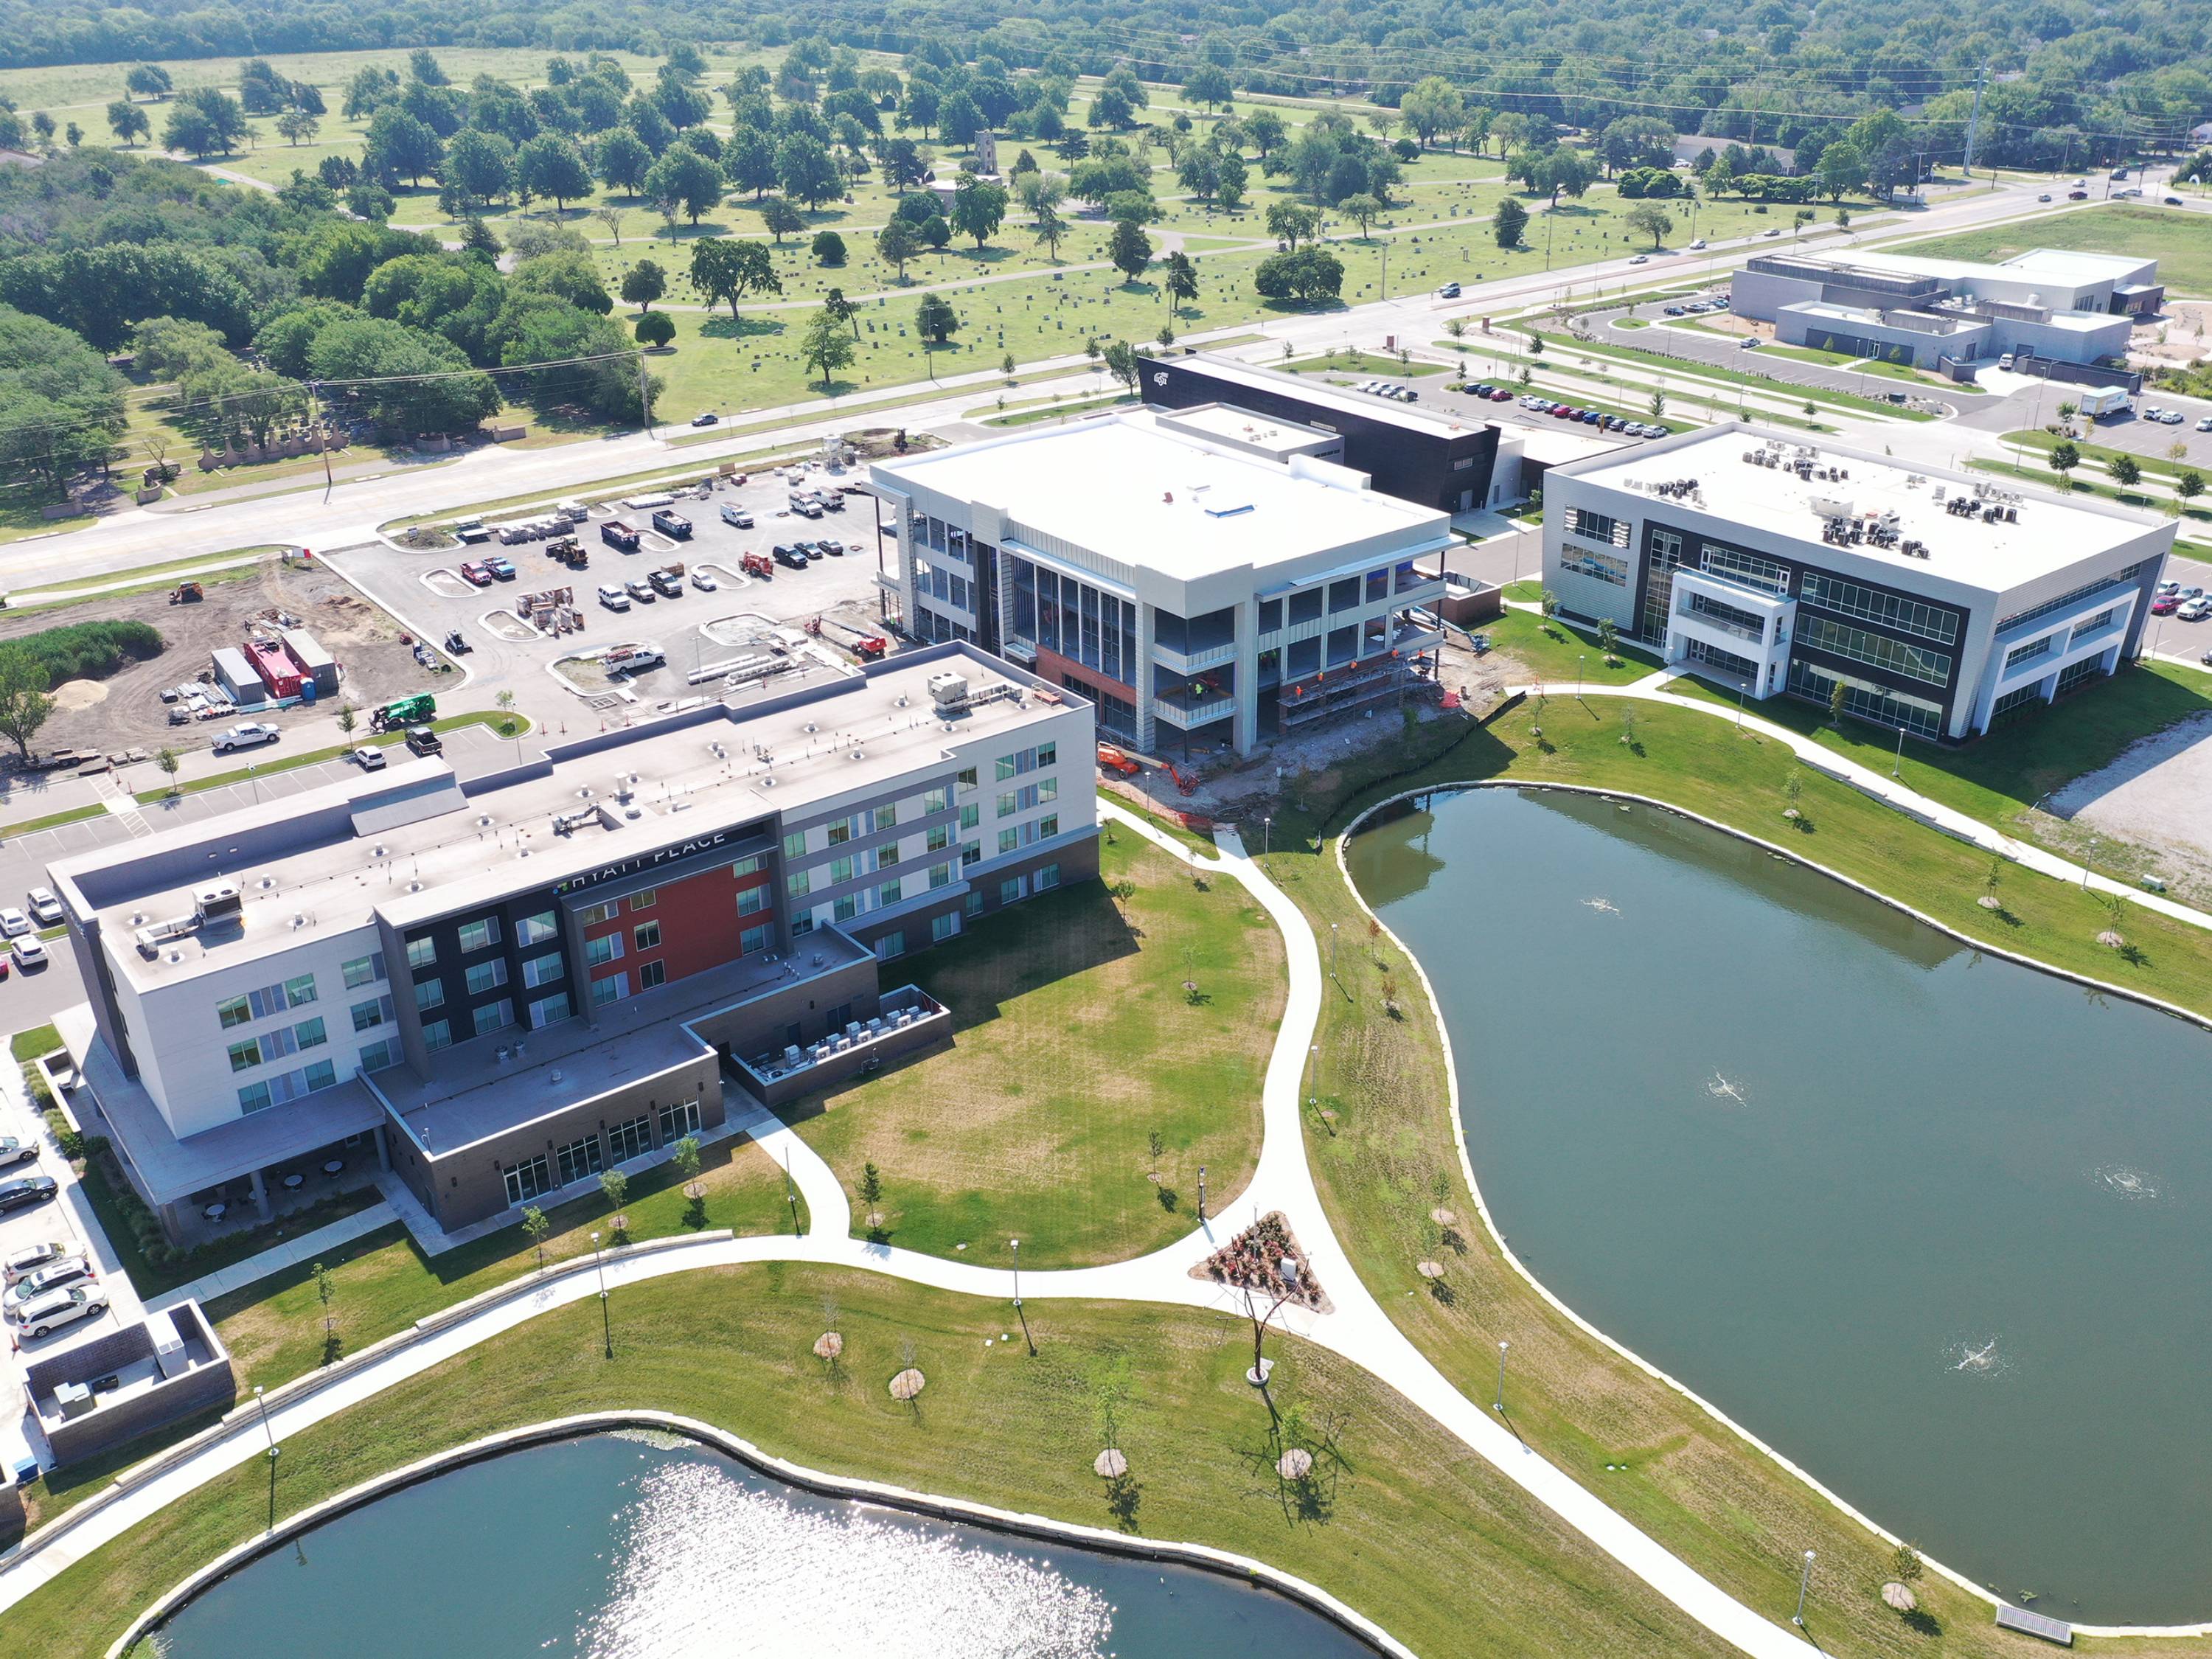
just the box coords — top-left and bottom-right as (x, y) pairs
(193, 881), (242, 925)
(928, 671), (970, 706)
(1809, 495), (1854, 520)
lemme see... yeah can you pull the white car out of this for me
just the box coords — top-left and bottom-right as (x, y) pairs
(350, 746), (387, 770)
(598, 584), (632, 611)
(212, 722), (280, 754)
(0, 908), (29, 938)
(692, 569), (719, 591)
(1, 1240), (68, 1286)
(1688, 238), (1708, 250)
(25, 886), (61, 926)
(1627, 253), (1650, 264)
(2181, 597), (2212, 622)
(0, 1136), (35, 1169)
(2197, 416), (2212, 433)
(5, 1283), (107, 1339)
(2, 1256), (92, 1313)
(13, 936), (47, 969)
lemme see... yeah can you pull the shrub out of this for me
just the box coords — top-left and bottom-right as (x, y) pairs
(8, 619), (164, 684)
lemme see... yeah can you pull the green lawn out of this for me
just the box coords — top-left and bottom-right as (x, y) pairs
(1299, 349), (1452, 378)
(1484, 608), (1666, 686)
(9, 1023), (61, 1062)
(136, 710), (532, 804)
(779, 837), (1277, 1267)
(9, 1270), (1728, 1659)
(1899, 204), (2212, 298)
(1228, 697), (2212, 1659)
(1554, 334), (1941, 421)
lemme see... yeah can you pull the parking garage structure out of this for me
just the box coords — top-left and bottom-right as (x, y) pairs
(47, 645), (1096, 1241)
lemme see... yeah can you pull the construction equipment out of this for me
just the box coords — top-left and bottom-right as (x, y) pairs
(370, 693), (437, 732)
(1096, 745), (1141, 776)
(1163, 759), (1197, 796)
(805, 615), (887, 661)
(168, 581), (203, 605)
(740, 551), (773, 579)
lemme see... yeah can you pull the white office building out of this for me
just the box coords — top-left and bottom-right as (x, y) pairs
(870, 409), (1455, 756)
(1543, 423), (2172, 740)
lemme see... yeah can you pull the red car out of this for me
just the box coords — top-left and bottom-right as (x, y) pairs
(459, 561), (493, 587)
(1553, 405), (1578, 420)
(1489, 388), (1512, 401)
(2152, 593), (2180, 614)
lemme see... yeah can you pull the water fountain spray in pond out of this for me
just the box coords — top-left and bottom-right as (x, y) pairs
(1705, 1074), (1750, 1107)
(2093, 1164), (2161, 1203)
(1583, 897), (1621, 915)
(1944, 1336), (2011, 1377)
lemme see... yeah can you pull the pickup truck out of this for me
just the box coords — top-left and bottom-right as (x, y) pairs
(598, 584), (632, 611)
(651, 509), (694, 540)
(213, 723), (280, 754)
(600, 521), (641, 552)
(719, 504), (754, 529)
(648, 564), (685, 597)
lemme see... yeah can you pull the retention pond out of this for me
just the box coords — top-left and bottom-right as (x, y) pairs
(1349, 784), (2212, 1626)
(147, 1430), (1374, 1658)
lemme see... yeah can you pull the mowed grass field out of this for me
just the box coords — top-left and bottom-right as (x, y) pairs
(781, 835), (1281, 1267)
(4, 1269), (1731, 1659)
(1899, 203), (2212, 296)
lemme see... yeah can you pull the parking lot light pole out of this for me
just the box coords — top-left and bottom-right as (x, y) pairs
(1494, 1340), (1509, 1411)
(254, 1385), (278, 1461)
(1792, 1549), (1815, 1627)
(591, 1230), (612, 1358)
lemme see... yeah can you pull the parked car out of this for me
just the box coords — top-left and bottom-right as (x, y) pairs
(2182, 586), (2204, 602)
(1739, 338), (1761, 349)
(0, 1175), (60, 1214)
(2153, 592), (2180, 614)
(1489, 388), (1512, 402)
(404, 726), (443, 757)
(25, 886), (61, 926)
(692, 568), (719, 591)
(1, 1241), (68, 1286)
(351, 746), (388, 770)
(6, 1283), (108, 1339)
(719, 504), (754, 529)
(0, 1136), (35, 1169)
(773, 544), (809, 571)
(213, 722), (280, 754)
(819, 539), (844, 557)
(2, 1256), (92, 1313)
(0, 908), (29, 938)
(627, 579), (656, 602)
(599, 583), (632, 611)
(484, 555), (516, 580)
(2198, 417), (2212, 432)
(459, 561), (493, 587)
(2182, 597), (2212, 622)
(2160, 579), (2182, 596)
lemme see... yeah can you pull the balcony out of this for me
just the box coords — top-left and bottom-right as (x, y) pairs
(1153, 639), (1238, 674)
(1152, 695), (1237, 729)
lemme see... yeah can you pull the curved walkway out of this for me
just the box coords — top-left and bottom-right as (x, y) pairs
(0, 801), (1808, 1657)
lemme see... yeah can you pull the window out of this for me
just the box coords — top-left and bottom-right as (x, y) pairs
(786, 869), (811, 900)
(997, 791), (1018, 819)
(585, 933), (624, 968)
(956, 766), (977, 790)
(341, 953), (387, 990)
(1797, 613), (1952, 686)
(2005, 635), (2053, 670)
(874, 804), (897, 832)
(833, 893), (860, 922)
(591, 973), (627, 1006)
(873, 842), (898, 871)
(875, 930), (905, 960)
(932, 911), (960, 942)
(504, 1155), (552, 1206)
(556, 1135), (603, 1186)
(782, 830), (808, 859)
(729, 854), (763, 879)
(929, 861), (953, 890)
(1996, 565), (2155, 633)
(216, 993), (254, 1029)
(659, 1100), (702, 1142)
(1559, 547), (1629, 586)
(292, 1016), (327, 1051)
(580, 900), (619, 927)
(826, 817), (853, 846)
(465, 959), (509, 997)
(358, 1038), (400, 1073)
(2072, 607), (2119, 642)
(925, 824), (950, 853)
(629, 888), (656, 912)
(999, 876), (1027, 905)
(1798, 573), (1959, 645)
(965, 891), (986, 917)
(608, 1115), (653, 1164)
(1040, 814), (1059, 839)
(473, 999), (513, 1037)
(515, 911), (557, 947)
(522, 953), (564, 989)
(1038, 776), (1059, 804)
(1037, 863), (1061, 891)
(1564, 506), (1631, 549)
(737, 885), (769, 917)
(1366, 567), (1390, 603)
(227, 1039), (262, 1074)
(740, 922), (774, 955)
(282, 974), (316, 1008)
(529, 992), (572, 1029)
(352, 995), (395, 1033)
(1786, 659), (1942, 737)
(634, 921), (662, 952)
(998, 827), (1019, 855)
(996, 754), (1018, 782)
(406, 936), (437, 970)
(1328, 577), (1360, 613)
(237, 1080), (271, 1113)
(961, 842), (981, 869)
(638, 960), (666, 990)
(879, 878), (902, 906)
(1700, 543), (1792, 597)
(1037, 741), (1056, 768)
(959, 803), (980, 831)
(414, 978), (446, 1012)
(422, 1018), (453, 1052)
(922, 785), (949, 814)
(458, 917), (501, 954)
(830, 855), (855, 886)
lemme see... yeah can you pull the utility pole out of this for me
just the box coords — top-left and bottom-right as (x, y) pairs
(1962, 64), (1988, 180)
(635, 350), (657, 442)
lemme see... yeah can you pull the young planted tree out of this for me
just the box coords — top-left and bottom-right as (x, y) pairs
(316, 1260), (340, 1364)
(156, 745), (181, 794)
(521, 1204), (551, 1270)
(2110, 453), (2141, 491)
(599, 1168), (630, 1228)
(1829, 677), (1849, 726)
(2046, 439), (2081, 490)
(859, 1161), (885, 1228)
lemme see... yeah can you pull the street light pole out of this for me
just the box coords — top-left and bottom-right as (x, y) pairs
(1197, 1165), (1208, 1221)
(1494, 1340), (1509, 1411)
(1009, 1237), (1021, 1310)
(1792, 1548), (1815, 1627)
(1262, 815), (1271, 857)
(591, 1229), (612, 1358)
(1329, 921), (1338, 980)
(1893, 723), (1905, 777)
(254, 1384), (279, 1461)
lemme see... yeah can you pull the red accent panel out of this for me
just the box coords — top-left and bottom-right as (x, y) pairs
(613, 861), (773, 990)
(1035, 645), (1133, 703)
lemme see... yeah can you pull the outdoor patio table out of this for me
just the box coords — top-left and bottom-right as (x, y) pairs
(322, 1159), (344, 1175)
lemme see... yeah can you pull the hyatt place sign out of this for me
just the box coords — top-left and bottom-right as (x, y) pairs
(553, 830), (733, 896)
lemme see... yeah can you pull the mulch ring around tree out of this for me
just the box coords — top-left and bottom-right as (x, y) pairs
(1189, 1210), (1333, 1313)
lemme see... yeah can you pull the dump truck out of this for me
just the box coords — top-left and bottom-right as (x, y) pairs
(370, 693), (437, 732)
(647, 563), (686, 597)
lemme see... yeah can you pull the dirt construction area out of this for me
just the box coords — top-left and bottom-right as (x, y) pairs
(2049, 709), (2212, 891)
(0, 554), (442, 757)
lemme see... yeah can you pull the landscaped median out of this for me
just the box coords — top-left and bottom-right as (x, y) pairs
(133, 710), (532, 805)
(1236, 694), (2212, 1657)
(3, 1269), (1730, 1659)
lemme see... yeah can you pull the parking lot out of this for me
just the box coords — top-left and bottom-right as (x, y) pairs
(330, 459), (899, 720)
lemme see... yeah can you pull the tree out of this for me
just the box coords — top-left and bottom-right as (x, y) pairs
(758, 197), (805, 243)
(1029, 199), (1067, 261)
(1215, 150), (1249, 212)
(1794, 207), (1816, 238)
(1107, 218), (1152, 283)
(362, 107), (442, 186)
(1183, 65), (1234, 114)
(1625, 204), (1674, 248)
(1828, 677), (1849, 726)
(154, 746), (181, 793)
(2180, 470), (2206, 507)
(880, 136), (928, 195)
(859, 1161), (883, 1220)
(813, 230), (847, 265)
(1817, 142), (1865, 203)
(876, 218), (923, 282)
(1245, 109), (1286, 167)
(1494, 196), (1529, 248)
(515, 135), (591, 215)
(0, 648), (55, 762)
(642, 145), (724, 223)
(1267, 201), (1320, 251)
(1338, 192), (1383, 237)
(916, 291), (960, 345)
(1103, 338), (1142, 394)
(106, 100), (150, 146)
(125, 63), (173, 101)
(1162, 251), (1199, 319)
(800, 303), (857, 391)
(443, 128), (515, 211)
(634, 310), (675, 348)
(1088, 87), (1135, 131)
(776, 133), (841, 208)
(2047, 439), (2081, 488)
(2111, 453), (2141, 490)
(599, 1168), (629, 1220)
(620, 259), (666, 310)
(1253, 247), (1344, 305)
(950, 175), (1009, 248)
(1400, 77), (1464, 150)
(688, 238), (779, 316)
(1597, 616), (1620, 661)
(594, 128), (653, 196)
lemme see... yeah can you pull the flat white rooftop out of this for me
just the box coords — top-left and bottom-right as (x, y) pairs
(1994, 247), (2157, 286)
(1797, 247), (2154, 295)
(1153, 403), (1338, 455)
(1557, 424), (2166, 592)
(877, 411), (1449, 581)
